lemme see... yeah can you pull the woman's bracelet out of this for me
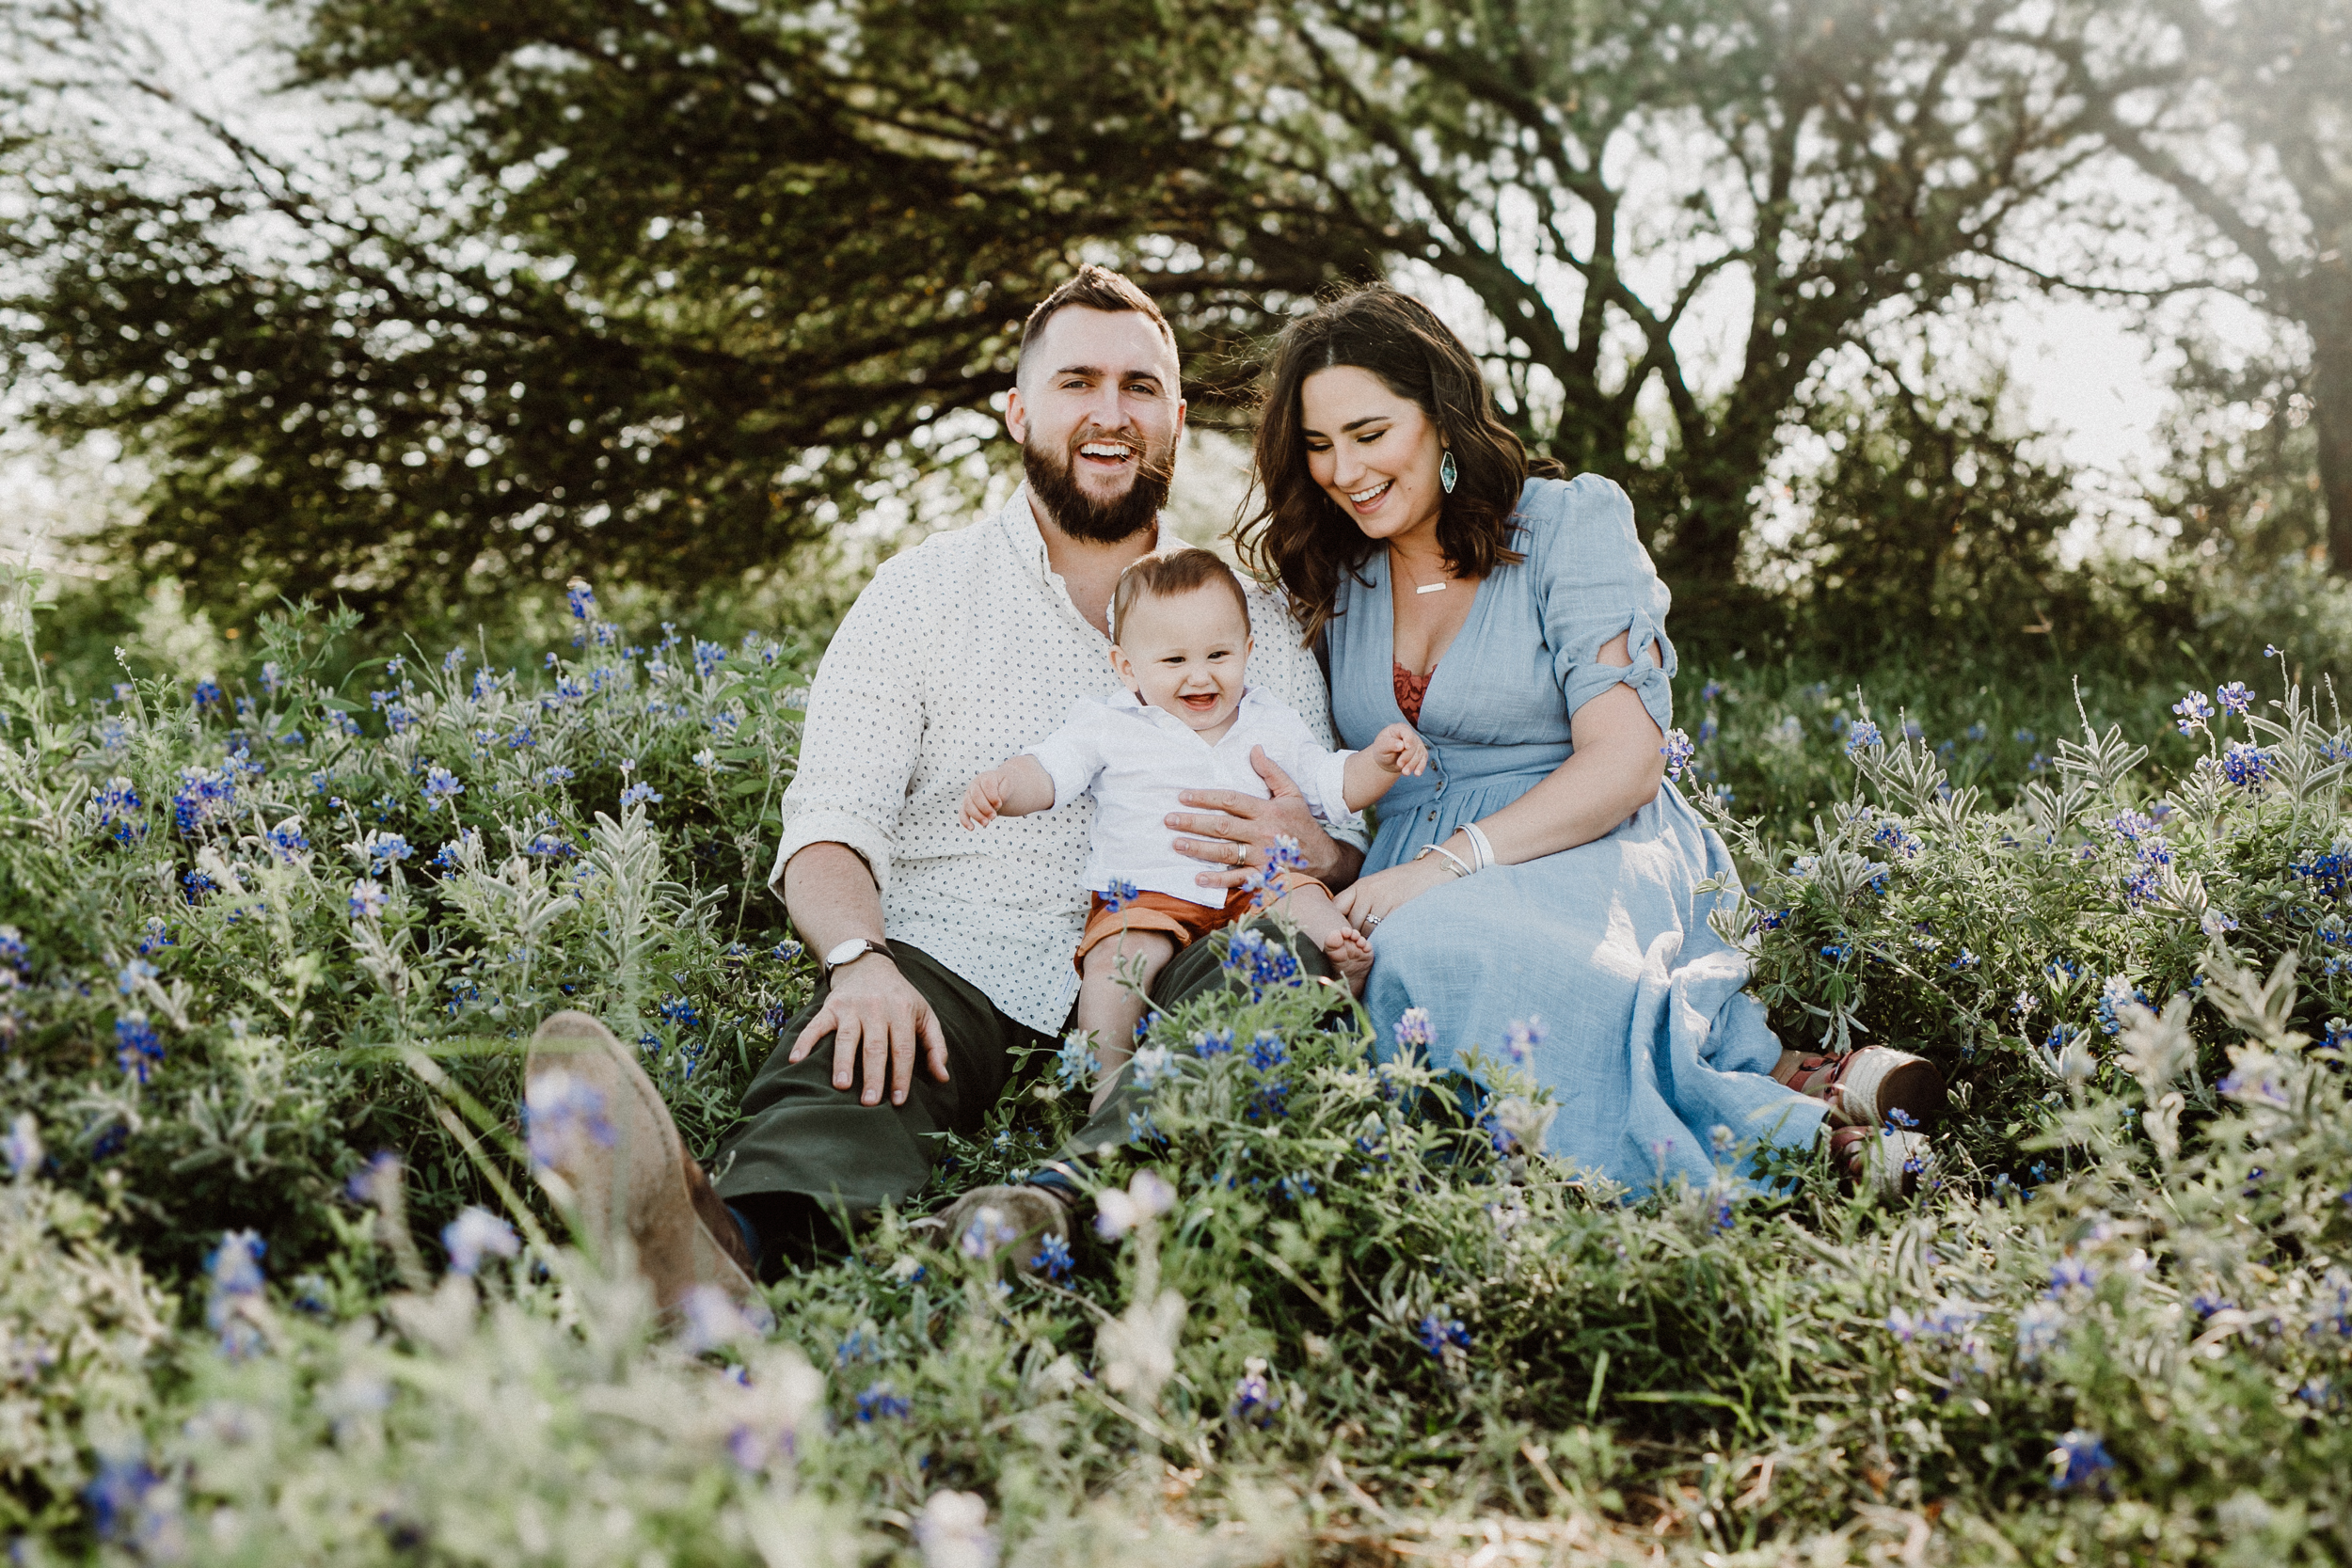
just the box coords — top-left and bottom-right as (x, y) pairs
(1416, 842), (1474, 879)
(1458, 822), (1496, 872)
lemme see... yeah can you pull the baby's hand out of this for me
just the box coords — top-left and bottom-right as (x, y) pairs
(960, 769), (1009, 830)
(1371, 722), (1429, 777)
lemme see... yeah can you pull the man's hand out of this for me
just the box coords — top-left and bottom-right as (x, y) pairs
(1168, 744), (1356, 890)
(788, 954), (950, 1107)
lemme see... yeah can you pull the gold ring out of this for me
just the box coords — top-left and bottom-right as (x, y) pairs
(1232, 841), (1248, 864)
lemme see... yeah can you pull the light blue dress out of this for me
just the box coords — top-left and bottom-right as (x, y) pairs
(1338, 474), (1825, 1192)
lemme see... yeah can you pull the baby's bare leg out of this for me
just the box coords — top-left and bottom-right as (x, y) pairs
(1077, 927), (1177, 1112)
(1272, 883), (1375, 995)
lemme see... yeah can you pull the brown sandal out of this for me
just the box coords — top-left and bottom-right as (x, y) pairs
(1784, 1047), (1947, 1131)
(1829, 1124), (1932, 1199)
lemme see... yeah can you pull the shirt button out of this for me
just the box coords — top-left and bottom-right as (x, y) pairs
(1427, 810), (1438, 821)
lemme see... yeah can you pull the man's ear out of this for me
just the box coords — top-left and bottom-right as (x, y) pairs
(1004, 383), (1029, 444)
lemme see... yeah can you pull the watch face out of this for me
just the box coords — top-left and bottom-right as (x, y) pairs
(824, 938), (868, 970)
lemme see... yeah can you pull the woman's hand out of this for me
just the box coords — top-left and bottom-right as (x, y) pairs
(1332, 853), (1456, 932)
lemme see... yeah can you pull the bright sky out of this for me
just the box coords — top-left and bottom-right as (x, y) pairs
(0, 0), (2280, 574)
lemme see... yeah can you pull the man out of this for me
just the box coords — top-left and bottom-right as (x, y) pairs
(526, 266), (1359, 1303)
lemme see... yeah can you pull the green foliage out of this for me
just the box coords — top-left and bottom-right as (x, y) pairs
(1, 572), (2349, 1562)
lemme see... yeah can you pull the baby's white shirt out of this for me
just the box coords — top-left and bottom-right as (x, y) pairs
(1023, 685), (1360, 909)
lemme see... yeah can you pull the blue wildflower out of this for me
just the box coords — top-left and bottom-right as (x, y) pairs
(2172, 690), (2213, 736)
(855, 1383), (911, 1421)
(421, 766), (465, 811)
(1414, 1313), (1471, 1358)
(620, 781), (662, 807)
(115, 1015), (164, 1083)
(1247, 1030), (1288, 1072)
(1660, 728), (1695, 780)
(2049, 1430), (2115, 1492)
(442, 1208), (520, 1276)
(1192, 1026), (1233, 1059)
(1028, 1232), (1074, 1281)
(1845, 720), (1883, 755)
(1102, 878), (1140, 913)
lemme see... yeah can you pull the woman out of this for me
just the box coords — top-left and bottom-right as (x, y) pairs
(1233, 285), (1941, 1194)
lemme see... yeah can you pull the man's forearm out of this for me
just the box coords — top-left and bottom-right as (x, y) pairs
(781, 843), (890, 955)
(1309, 832), (1364, 891)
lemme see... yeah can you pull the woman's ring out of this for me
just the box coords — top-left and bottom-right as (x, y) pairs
(1364, 913), (1383, 930)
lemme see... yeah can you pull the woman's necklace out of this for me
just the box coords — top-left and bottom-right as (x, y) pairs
(1391, 546), (1450, 594)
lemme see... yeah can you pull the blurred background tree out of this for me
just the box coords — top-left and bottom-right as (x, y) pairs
(0, 0), (2345, 656)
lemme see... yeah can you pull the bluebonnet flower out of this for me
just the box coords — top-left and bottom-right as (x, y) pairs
(1248, 1030), (1288, 1072)
(421, 766), (465, 811)
(1129, 1045), (1173, 1090)
(117, 958), (157, 995)
(344, 879), (388, 922)
(693, 639), (726, 677)
(2219, 740), (2271, 789)
(1414, 1313), (1471, 1357)
(855, 1382), (911, 1421)
(2172, 689), (2213, 736)
(1965, 721), (1988, 741)
(2047, 1253), (2097, 1295)
(2123, 867), (2161, 909)
(1191, 1026), (1233, 1059)
(116, 1015), (164, 1083)
(1820, 942), (1852, 962)
(1231, 1358), (1279, 1426)
(207, 1228), (267, 1357)
(658, 994), (702, 1029)
(183, 868), (218, 903)
(264, 821), (310, 863)
(1709, 1124), (1737, 1159)
(620, 781), (662, 807)
(1029, 1233), (1074, 1281)
(1394, 1007), (1435, 1051)
(1845, 720), (1883, 755)
(442, 645), (468, 674)
(193, 677), (223, 711)
(1886, 1107), (1918, 1129)
(1101, 878), (1140, 913)
(2013, 1299), (2065, 1359)
(504, 724), (535, 750)
(1708, 1188), (1737, 1232)
(1697, 716), (1719, 744)
(537, 765), (576, 786)
(2095, 974), (2148, 1036)
(5, 1113), (41, 1179)
(1502, 1016), (1545, 1068)
(2049, 1430), (2115, 1492)
(2214, 680), (2251, 716)
(0, 927), (24, 966)
(1660, 728), (1695, 780)
(83, 1452), (167, 1544)
(2294, 848), (2352, 900)
(370, 833), (414, 873)
(2217, 1063), (2290, 1108)
(442, 1208), (520, 1275)
(1220, 927), (1301, 999)
(1699, 679), (1724, 703)
(1053, 1032), (1099, 1090)
(90, 776), (144, 845)
(345, 1150), (402, 1205)
(565, 578), (597, 620)
(99, 716), (128, 752)
(259, 660), (284, 697)
(1756, 908), (1788, 932)
(692, 748), (720, 770)
(522, 1069), (617, 1167)
(770, 940), (803, 965)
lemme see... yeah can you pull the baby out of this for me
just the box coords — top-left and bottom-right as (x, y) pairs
(960, 547), (1424, 1104)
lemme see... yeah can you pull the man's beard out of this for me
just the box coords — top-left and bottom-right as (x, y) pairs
(1023, 427), (1176, 545)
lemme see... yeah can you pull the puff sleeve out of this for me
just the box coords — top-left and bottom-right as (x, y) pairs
(1533, 474), (1677, 733)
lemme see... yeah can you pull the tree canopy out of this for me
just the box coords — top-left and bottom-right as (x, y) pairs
(0, 0), (2339, 615)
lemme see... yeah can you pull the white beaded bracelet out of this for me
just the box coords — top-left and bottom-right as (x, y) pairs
(1415, 843), (1473, 879)
(1458, 822), (1496, 872)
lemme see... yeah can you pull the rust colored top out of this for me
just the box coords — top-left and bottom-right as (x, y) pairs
(1392, 661), (1434, 726)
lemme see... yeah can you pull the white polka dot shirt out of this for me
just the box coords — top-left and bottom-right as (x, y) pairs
(769, 485), (1356, 1035)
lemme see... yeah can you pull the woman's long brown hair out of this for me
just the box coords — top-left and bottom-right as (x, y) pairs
(1233, 284), (1560, 644)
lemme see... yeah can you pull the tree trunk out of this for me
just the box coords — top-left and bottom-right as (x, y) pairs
(2316, 325), (2352, 578)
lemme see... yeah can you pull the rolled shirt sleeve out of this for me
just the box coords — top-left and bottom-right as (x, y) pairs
(1021, 702), (1108, 810)
(1534, 474), (1677, 734)
(1255, 707), (1362, 833)
(768, 557), (931, 897)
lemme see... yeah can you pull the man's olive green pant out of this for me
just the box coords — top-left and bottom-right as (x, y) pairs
(710, 924), (1331, 1275)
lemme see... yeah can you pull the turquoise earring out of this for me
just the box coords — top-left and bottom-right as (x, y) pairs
(1438, 449), (1457, 495)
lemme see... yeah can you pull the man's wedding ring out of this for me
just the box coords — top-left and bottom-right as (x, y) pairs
(1232, 841), (1248, 864)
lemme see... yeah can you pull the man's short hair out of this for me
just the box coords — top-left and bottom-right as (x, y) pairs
(1111, 547), (1251, 644)
(1018, 264), (1176, 383)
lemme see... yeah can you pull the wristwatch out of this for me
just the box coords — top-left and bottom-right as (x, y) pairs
(821, 937), (892, 977)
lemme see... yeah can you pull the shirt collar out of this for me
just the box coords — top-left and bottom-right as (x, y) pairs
(1107, 683), (1263, 732)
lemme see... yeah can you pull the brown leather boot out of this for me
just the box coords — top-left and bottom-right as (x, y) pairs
(524, 1010), (757, 1310)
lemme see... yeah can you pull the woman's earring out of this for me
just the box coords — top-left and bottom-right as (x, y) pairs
(1438, 449), (1458, 495)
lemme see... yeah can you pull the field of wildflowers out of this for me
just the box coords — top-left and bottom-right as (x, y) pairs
(2, 556), (2349, 1565)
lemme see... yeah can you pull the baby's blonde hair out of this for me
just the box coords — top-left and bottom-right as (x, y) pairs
(1110, 547), (1251, 644)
